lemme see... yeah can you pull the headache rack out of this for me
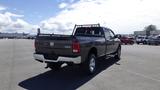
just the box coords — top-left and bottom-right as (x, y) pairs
(72, 24), (101, 35)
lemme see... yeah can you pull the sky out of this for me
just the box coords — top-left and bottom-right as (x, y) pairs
(0, 0), (160, 34)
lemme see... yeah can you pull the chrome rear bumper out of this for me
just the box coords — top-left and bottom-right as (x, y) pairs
(33, 54), (81, 64)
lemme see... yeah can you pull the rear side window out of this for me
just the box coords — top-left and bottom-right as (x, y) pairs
(75, 28), (86, 35)
(74, 27), (103, 36)
(104, 28), (115, 40)
(109, 30), (115, 38)
(104, 30), (110, 39)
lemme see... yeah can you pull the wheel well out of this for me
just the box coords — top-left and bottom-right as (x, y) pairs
(88, 47), (97, 57)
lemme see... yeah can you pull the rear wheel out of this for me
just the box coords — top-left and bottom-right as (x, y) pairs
(83, 54), (97, 75)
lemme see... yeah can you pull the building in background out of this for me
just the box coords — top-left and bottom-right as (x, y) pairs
(0, 32), (35, 39)
(134, 30), (160, 36)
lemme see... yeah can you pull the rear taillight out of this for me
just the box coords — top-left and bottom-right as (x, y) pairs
(72, 39), (80, 53)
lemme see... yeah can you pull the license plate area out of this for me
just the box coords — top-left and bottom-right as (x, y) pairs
(44, 54), (58, 60)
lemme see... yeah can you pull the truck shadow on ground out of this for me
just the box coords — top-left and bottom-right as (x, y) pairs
(18, 58), (120, 90)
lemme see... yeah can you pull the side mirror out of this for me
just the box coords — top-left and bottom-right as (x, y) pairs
(114, 34), (121, 39)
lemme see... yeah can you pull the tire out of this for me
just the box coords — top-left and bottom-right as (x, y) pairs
(155, 42), (159, 45)
(130, 42), (134, 45)
(148, 42), (151, 45)
(47, 63), (62, 71)
(144, 41), (148, 44)
(115, 46), (121, 60)
(83, 54), (97, 75)
(143, 42), (145, 45)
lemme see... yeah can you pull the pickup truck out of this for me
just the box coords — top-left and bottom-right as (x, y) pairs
(34, 24), (121, 74)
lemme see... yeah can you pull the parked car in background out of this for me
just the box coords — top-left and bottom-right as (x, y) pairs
(148, 35), (160, 45)
(136, 36), (148, 44)
(136, 36), (143, 44)
(120, 36), (134, 45)
(143, 37), (149, 44)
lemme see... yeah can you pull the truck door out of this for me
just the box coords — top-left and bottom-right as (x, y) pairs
(104, 29), (113, 54)
(93, 28), (106, 57)
(108, 30), (118, 53)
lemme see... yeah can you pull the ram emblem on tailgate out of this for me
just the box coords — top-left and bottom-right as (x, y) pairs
(50, 42), (54, 47)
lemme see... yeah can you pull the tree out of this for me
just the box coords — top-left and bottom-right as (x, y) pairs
(144, 25), (157, 36)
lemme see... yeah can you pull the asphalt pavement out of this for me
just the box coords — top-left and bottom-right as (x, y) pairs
(0, 39), (160, 90)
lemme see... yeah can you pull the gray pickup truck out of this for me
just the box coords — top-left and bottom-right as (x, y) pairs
(34, 24), (121, 74)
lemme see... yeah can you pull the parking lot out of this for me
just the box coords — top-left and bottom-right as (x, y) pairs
(0, 39), (160, 90)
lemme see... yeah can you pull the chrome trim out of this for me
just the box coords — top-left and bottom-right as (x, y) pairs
(33, 54), (81, 64)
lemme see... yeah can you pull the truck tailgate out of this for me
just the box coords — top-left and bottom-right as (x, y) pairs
(35, 35), (74, 56)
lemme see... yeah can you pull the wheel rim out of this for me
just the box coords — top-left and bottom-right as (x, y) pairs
(89, 57), (95, 73)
